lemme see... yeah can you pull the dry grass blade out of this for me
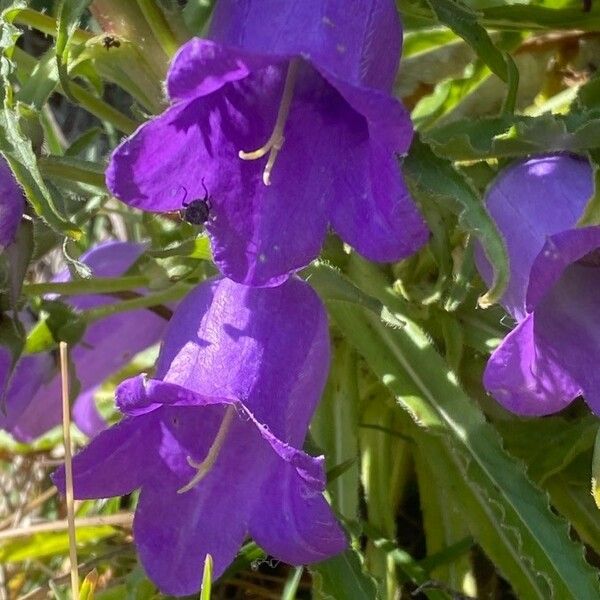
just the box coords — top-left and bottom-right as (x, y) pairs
(60, 341), (79, 600)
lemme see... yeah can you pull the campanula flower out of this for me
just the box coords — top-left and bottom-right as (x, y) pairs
(55, 276), (345, 595)
(107, 0), (427, 286)
(1, 241), (168, 440)
(477, 154), (600, 415)
(0, 157), (24, 249)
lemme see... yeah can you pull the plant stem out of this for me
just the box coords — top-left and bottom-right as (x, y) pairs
(13, 48), (138, 135)
(38, 157), (106, 189)
(8, 8), (92, 44)
(81, 284), (190, 323)
(23, 275), (149, 297)
(135, 0), (180, 57)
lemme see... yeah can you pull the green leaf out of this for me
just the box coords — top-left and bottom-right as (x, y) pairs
(311, 548), (379, 600)
(403, 27), (461, 59)
(3, 217), (33, 307)
(311, 339), (360, 521)
(424, 0), (519, 112)
(0, 106), (81, 239)
(56, 0), (93, 104)
(282, 566), (303, 600)
(200, 554), (212, 600)
(79, 569), (99, 600)
(0, 527), (115, 562)
(592, 428), (600, 510)
(404, 137), (508, 307)
(16, 47), (59, 110)
(425, 113), (600, 162)
(480, 5), (600, 32)
(323, 262), (600, 599)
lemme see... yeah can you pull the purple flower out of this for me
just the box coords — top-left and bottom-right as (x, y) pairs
(1, 241), (168, 440)
(477, 154), (600, 415)
(55, 276), (346, 595)
(0, 157), (25, 249)
(106, 0), (427, 287)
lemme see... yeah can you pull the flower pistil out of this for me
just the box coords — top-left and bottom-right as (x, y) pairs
(178, 404), (237, 493)
(238, 59), (300, 186)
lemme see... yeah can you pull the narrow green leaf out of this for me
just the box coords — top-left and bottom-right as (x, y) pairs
(426, 113), (600, 162)
(79, 569), (99, 600)
(282, 566), (303, 600)
(200, 554), (213, 600)
(311, 548), (378, 600)
(16, 47), (59, 109)
(592, 428), (600, 510)
(312, 339), (360, 521)
(0, 527), (115, 562)
(404, 138), (508, 307)
(56, 0), (92, 103)
(322, 262), (600, 599)
(0, 107), (81, 239)
(425, 0), (519, 111)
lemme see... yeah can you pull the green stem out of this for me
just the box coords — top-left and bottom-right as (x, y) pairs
(135, 0), (180, 57)
(38, 157), (106, 189)
(7, 8), (92, 44)
(81, 284), (190, 323)
(13, 48), (137, 135)
(23, 275), (149, 297)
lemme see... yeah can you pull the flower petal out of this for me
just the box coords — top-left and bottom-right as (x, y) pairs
(478, 154), (593, 320)
(526, 225), (600, 311)
(152, 277), (330, 444)
(328, 132), (427, 261)
(209, 0), (402, 91)
(134, 466), (248, 595)
(72, 388), (108, 438)
(53, 414), (159, 497)
(167, 38), (276, 102)
(0, 352), (55, 440)
(116, 377), (326, 488)
(108, 71), (333, 285)
(534, 263), (600, 414)
(9, 241), (166, 440)
(484, 313), (580, 416)
(132, 403), (266, 595)
(0, 158), (24, 249)
(249, 461), (346, 566)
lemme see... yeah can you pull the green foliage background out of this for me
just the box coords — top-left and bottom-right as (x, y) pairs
(1, 0), (600, 598)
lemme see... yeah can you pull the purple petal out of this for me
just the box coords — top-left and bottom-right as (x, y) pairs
(484, 314), (580, 416)
(249, 462), (346, 565)
(0, 353), (55, 441)
(52, 240), (145, 285)
(168, 38), (276, 102)
(0, 157), (24, 249)
(108, 67), (333, 285)
(478, 154), (593, 320)
(153, 276), (330, 444)
(327, 114), (426, 261)
(534, 263), (600, 414)
(209, 0), (402, 91)
(6, 241), (167, 441)
(526, 226), (600, 311)
(72, 388), (108, 438)
(116, 375), (327, 489)
(53, 414), (159, 497)
(132, 404), (265, 594)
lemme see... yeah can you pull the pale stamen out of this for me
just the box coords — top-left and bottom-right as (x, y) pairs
(239, 59), (300, 186)
(178, 405), (236, 494)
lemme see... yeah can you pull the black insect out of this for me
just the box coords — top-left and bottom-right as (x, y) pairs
(180, 180), (212, 226)
(102, 36), (121, 51)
